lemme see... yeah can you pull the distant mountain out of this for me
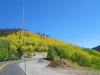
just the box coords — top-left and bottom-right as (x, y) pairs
(92, 45), (100, 52)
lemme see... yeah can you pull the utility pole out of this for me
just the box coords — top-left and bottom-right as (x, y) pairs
(22, 4), (24, 31)
(22, 4), (27, 75)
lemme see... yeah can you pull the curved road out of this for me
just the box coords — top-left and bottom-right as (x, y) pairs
(0, 60), (27, 75)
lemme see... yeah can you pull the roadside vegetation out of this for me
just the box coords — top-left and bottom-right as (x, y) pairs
(0, 28), (100, 69)
(47, 45), (100, 69)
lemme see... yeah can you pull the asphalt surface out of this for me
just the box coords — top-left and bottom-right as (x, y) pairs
(0, 62), (7, 67)
(0, 60), (27, 75)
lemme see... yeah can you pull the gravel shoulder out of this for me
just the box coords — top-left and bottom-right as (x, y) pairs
(20, 52), (100, 75)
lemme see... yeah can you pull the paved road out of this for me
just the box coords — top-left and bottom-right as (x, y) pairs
(0, 60), (27, 75)
(0, 62), (7, 67)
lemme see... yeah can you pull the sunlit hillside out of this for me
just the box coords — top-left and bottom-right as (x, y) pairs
(5, 29), (81, 51)
(0, 28), (100, 69)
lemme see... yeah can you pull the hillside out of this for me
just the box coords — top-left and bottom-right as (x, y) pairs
(0, 28), (100, 69)
(92, 45), (100, 52)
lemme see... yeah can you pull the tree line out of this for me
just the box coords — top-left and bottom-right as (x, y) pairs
(0, 28), (50, 38)
(47, 45), (100, 69)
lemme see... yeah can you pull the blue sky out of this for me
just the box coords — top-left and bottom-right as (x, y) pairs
(0, 0), (100, 48)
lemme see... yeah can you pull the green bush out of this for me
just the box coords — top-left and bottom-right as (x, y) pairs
(47, 46), (59, 61)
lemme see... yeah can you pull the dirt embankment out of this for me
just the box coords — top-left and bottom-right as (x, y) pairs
(20, 52), (100, 75)
(47, 59), (74, 68)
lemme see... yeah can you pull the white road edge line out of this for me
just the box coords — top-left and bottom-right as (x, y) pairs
(19, 63), (29, 75)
